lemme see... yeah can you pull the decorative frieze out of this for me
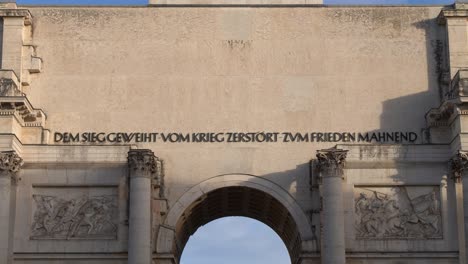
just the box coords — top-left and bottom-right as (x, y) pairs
(30, 187), (118, 240)
(316, 148), (348, 178)
(354, 186), (442, 239)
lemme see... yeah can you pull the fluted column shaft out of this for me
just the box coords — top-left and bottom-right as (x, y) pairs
(317, 148), (347, 264)
(128, 150), (155, 264)
(450, 151), (468, 264)
(0, 151), (23, 264)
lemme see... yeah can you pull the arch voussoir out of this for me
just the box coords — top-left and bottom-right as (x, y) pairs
(156, 174), (315, 264)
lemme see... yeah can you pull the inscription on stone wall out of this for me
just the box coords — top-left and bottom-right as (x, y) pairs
(31, 187), (118, 240)
(354, 186), (441, 239)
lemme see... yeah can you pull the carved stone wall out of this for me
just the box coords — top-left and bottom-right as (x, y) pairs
(30, 187), (118, 240)
(354, 186), (442, 239)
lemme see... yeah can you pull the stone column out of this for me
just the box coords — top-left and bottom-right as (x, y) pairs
(0, 151), (23, 264)
(316, 148), (347, 264)
(450, 151), (468, 264)
(128, 149), (156, 264)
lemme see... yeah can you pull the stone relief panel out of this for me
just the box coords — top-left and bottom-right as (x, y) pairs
(354, 186), (442, 239)
(30, 187), (118, 240)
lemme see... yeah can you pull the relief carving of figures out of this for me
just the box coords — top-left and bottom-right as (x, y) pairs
(31, 194), (118, 239)
(354, 186), (442, 239)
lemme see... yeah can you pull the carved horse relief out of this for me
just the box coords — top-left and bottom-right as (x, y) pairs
(354, 186), (442, 239)
(31, 193), (118, 240)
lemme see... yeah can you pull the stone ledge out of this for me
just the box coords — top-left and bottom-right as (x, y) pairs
(20, 144), (131, 164)
(438, 7), (468, 24)
(336, 144), (452, 163)
(0, 9), (32, 25)
(149, 0), (322, 5)
(13, 253), (128, 260)
(0, 96), (46, 127)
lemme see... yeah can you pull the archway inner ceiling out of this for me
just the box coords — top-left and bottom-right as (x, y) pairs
(174, 186), (302, 263)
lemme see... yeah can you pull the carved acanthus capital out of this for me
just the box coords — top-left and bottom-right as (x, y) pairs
(128, 149), (157, 178)
(0, 151), (24, 182)
(316, 148), (348, 178)
(450, 151), (468, 183)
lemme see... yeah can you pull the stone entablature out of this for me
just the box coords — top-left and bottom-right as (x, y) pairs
(438, 5), (468, 25)
(0, 8), (32, 24)
(149, 0), (322, 5)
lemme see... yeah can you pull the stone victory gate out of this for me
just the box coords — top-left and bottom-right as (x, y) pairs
(1, 0), (468, 263)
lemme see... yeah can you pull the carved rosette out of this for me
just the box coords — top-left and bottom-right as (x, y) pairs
(450, 151), (468, 183)
(128, 149), (157, 178)
(0, 151), (24, 182)
(316, 148), (348, 178)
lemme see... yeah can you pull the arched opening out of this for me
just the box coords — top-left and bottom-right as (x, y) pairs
(180, 216), (291, 264)
(174, 186), (302, 264)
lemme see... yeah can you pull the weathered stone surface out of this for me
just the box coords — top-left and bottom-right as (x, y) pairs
(0, 3), (467, 264)
(354, 186), (442, 239)
(31, 194), (118, 240)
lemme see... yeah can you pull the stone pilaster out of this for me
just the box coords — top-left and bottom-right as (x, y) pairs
(438, 4), (468, 78)
(128, 149), (156, 264)
(316, 148), (347, 264)
(450, 151), (468, 264)
(0, 151), (23, 264)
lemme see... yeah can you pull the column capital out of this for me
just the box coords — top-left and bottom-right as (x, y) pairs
(316, 148), (348, 178)
(128, 149), (157, 178)
(0, 151), (23, 182)
(450, 150), (468, 183)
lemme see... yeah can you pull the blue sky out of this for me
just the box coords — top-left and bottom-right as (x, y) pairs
(16, 0), (455, 6)
(180, 217), (291, 264)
